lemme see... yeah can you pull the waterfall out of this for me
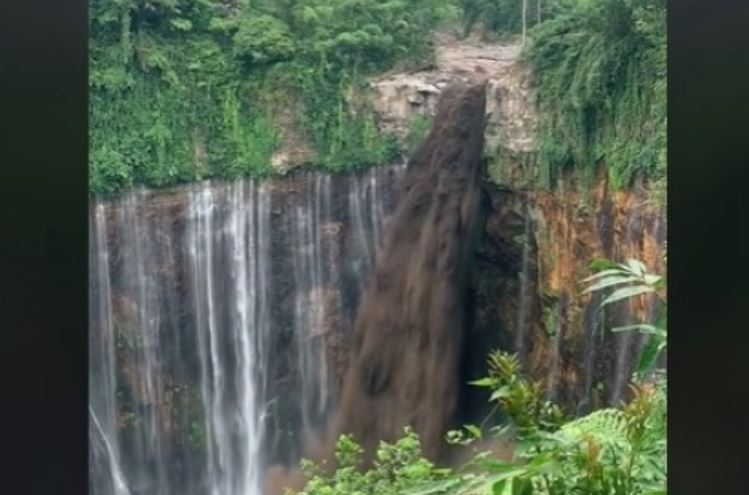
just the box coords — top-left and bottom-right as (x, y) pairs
(185, 180), (271, 495)
(90, 202), (129, 495)
(89, 165), (405, 495)
(90, 406), (132, 495)
(514, 205), (533, 362)
(501, 189), (663, 412)
(90, 157), (663, 493)
(292, 173), (333, 431)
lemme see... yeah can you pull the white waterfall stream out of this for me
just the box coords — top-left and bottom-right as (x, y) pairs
(89, 158), (655, 494)
(89, 165), (405, 495)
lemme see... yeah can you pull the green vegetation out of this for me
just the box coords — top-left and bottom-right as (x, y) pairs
(91, 0), (666, 195)
(89, 0), (455, 193)
(295, 257), (667, 494)
(525, 0), (666, 189)
(443, 352), (666, 495)
(406, 113), (434, 155)
(295, 352), (666, 495)
(459, 0), (666, 192)
(583, 257), (667, 379)
(294, 428), (450, 495)
(459, 0), (551, 37)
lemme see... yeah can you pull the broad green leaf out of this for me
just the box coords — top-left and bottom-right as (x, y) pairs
(445, 429), (464, 444)
(488, 425), (511, 442)
(470, 377), (497, 388)
(512, 478), (533, 495)
(626, 258), (647, 276)
(581, 268), (628, 283)
(583, 275), (642, 293)
(490, 386), (511, 401)
(601, 285), (654, 306)
(523, 454), (560, 475)
(477, 467), (529, 488)
(492, 479), (512, 495)
(611, 324), (662, 335)
(465, 424), (483, 439)
(170, 18), (193, 32)
(588, 258), (621, 272)
(471, 457), (521, 472)
(407, 477), (465, 495)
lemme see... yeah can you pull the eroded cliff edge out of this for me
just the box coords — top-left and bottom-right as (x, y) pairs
(89, 35), (665, 495)
(361, 33), (666, 416)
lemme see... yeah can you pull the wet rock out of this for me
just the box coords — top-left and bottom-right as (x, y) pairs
(367, 33), (537, 179)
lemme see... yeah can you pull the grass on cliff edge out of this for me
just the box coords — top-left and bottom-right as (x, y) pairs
(524, 0), (666, 190)
(89, 0), (454, 194)
(89, 0), (665, 196)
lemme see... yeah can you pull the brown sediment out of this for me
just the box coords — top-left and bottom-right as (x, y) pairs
(335, 82), (487, 462)
(263, 465), (306, 495)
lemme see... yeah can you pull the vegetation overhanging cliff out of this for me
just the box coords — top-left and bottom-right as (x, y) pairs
(89, 0), (665, 199)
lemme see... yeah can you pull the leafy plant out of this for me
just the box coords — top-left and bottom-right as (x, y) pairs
(89, 0), (456, 194)
(293, 428), (450, 495)
(471, 351), (565, 434)
(525, 0), (666, 189)
(296, 347), (666, 495)
(413, 352), (666, 495)
(583, 257), (667, 379)
(233, 14), (297, 65)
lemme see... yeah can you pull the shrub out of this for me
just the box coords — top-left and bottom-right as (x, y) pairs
(233, 14), (297, 65)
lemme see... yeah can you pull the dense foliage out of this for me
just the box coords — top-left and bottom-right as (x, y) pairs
(584, 257), (667, 379)
(295, 351), (666, 495)
(459, 0), (551, 36)
(524, 0), (666, 189)
(296, 257), (667, 494)
(89, 0), (454, 193)
(431, 353), (667, 495)
(294, 428), (451, 495)
(90, 0), (666, 196)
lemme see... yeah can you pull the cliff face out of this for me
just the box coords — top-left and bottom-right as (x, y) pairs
(367, 34), (537, 184)
(472, 173), (665, 418)
(89, 165), (407, 495)
(364, 33), (666, 415)
(89, 36), (666, 495)
(89, 163), (665, 495)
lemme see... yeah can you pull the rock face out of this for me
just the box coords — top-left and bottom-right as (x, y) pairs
(472, 172), (666, 419)
(269, 34), (538, 176)
(268, 92), (318, 173)
(89, 37), (666, 495)
(337, 83), (487, 461)
(368, 34), (537, 179)
(364, 33), (666, 418)
(89, 162), (665, 495)
(89, 165), (407, 495)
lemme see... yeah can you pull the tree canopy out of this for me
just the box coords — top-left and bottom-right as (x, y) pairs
(89, 0), (666, 194)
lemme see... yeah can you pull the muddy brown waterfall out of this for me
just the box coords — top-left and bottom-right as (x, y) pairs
(337, 83), (487, 460)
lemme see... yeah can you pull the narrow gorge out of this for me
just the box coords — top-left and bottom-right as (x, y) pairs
(89, 34), (665, 495)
